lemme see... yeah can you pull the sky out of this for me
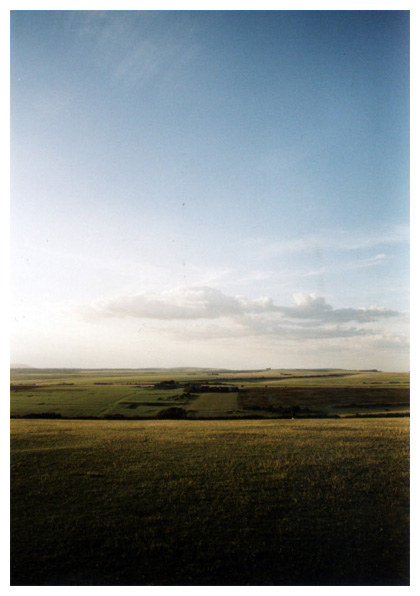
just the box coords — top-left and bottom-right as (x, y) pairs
(10, 9), (410, 371)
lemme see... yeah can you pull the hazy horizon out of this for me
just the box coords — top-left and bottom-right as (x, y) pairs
(10, 10), (410, 372)
(10, 363), (393, 372)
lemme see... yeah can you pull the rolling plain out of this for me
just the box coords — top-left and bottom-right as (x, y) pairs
(10, 367), (410, 420)
(10, 368), (410, 585)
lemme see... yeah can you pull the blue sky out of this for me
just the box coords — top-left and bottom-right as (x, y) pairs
(10, 10), (410, 370)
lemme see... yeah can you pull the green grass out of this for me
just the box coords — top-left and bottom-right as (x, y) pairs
(10, 368), (410, 387)
(11, 418), (409, 585)
(10, 369), (410, 420)
(10, 384), (187, 418)
(187, 392), (240, 417)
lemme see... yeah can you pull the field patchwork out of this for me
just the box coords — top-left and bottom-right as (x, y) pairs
(10, 369), (410, 420)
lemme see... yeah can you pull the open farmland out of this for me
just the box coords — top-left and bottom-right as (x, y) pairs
(10, 368), (410, 420)
(10, 417), (409, 585)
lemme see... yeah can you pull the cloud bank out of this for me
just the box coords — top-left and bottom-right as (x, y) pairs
(82, 286), (403, 343)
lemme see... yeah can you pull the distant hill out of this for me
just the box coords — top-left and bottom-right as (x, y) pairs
(9, 366), (381, 374)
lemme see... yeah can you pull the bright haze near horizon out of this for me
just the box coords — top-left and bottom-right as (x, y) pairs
(10, 10), (410, 371)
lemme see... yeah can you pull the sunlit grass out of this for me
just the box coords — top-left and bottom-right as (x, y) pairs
(11, 418), (409, 585)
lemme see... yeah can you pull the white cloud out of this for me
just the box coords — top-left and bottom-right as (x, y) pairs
(80, 286), (404, 346)
(85, 286), (277, 321)
(280, 293), (400, 323)
(13, 287), (409, 371)
(343, 253), (387, 271)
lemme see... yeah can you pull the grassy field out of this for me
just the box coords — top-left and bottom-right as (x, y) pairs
(10, 367), (410, 386)
(10, 417), (409, 586)
(10, 368), (410, 420)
